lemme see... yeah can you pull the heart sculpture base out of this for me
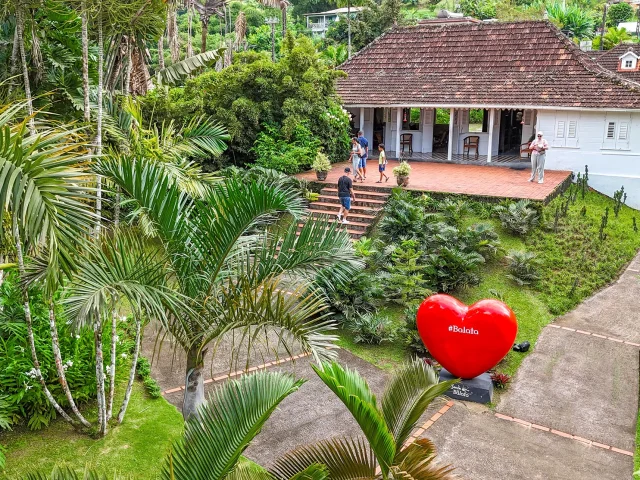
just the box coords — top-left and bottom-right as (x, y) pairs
(439, 368), (493, 404)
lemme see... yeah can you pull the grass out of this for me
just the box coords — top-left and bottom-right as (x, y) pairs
(0, 382), (183, 479)
(635, 411), (640, 479)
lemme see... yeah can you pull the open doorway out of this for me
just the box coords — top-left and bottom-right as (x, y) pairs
(373, 108), (385, 149)
(433, 108), (450, 152)
(499, 109), (524, 154)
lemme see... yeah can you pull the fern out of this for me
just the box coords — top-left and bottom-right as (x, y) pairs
(494, 200), (540, 236)
(506, 250), (540, 286)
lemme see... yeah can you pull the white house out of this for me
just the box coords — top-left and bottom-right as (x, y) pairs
(336, 20), (640, 208)
(304, 7), (364, 37)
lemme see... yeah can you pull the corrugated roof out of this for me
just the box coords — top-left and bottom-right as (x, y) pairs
(336, 21), (640, 109)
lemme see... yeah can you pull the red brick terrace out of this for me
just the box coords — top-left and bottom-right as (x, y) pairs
(297, 160), (572, 203)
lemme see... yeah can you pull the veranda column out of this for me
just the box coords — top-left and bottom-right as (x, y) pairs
(447, 108), (455, 162)
(486, 108), (495, 163)
(359, 107), (365, 132)
(396, 108), (402, 157)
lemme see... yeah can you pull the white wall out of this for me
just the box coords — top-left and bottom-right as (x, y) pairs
(538, 110), (640, 209)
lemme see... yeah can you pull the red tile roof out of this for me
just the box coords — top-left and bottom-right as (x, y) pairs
(592, 43), (640, 83)
(336, 21), (640, 109)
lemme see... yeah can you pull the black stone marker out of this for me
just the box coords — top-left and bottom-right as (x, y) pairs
(439, 368), (493, 404)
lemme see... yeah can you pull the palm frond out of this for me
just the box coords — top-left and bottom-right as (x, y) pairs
(312, 362), (396, 477)
(24, 466), (111, 480)
(390, 439), (456, 480)
(0, 101), (97, 291)
(223, 462), (275, 480)
(64, 229), (188, 329)
(161, 115), (229, 159)
(162, 371), (304, 480)
(381, 359), (457, 452)
(272, 437), (376, 480)
(157, 48), (225, 85)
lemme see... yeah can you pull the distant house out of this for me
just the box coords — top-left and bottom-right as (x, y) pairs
(336, 20), (640, 208)
(593, 43), (640, 83)
(304, 7), (364, 37)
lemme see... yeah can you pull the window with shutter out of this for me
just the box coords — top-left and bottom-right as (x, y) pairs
(556, 121), (566, 138)
(567, 120), (577, 138)
(606, 122), (616, 139)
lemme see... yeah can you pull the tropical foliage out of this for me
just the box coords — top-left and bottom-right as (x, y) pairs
(140, 35), (351, 171)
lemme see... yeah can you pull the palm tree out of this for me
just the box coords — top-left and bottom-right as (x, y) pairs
(194, 0), (226, 53)
(96, 153), (361, 419)
(334, 0), (365, 58)
(0, 101), (97, 428)
(12, 2), (36, 134)
(273, 359), (457, 479)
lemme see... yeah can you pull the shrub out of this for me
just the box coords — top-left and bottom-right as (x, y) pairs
(506, 250), (540, 286)
(490, 372), (511, 389)
(424, 247), (485, 292)
(437, 198), (471, 226)
(400, 304), (428, 355)
(494, 200), (540, 236)
(392, 161), (411, 177)
(312, 151), (332, 172)
(137, 356), (162, 399)
(384, 240), (432, 305)
(321, 270), (382, 323)
(347, 312), (395, 345)
(0, 274), (130, 430)
(607, 2), (633, 26)
(253, 123), (320, 174)
(379, 190), (439, 241)
(466, 223), (501, 258)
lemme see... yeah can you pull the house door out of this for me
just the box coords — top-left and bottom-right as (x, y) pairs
(499, 109), (524, 154)
(373, 108), (385, 149)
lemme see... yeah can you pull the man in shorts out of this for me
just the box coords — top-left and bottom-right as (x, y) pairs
(337, 167), (355, 224)
(357, 130), (369, 180)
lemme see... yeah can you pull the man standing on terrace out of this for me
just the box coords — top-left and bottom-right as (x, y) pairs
(528, 132), (549, 184)
(357, 130), (369, 180)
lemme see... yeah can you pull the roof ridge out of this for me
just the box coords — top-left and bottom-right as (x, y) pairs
(548, 22), (640, 90)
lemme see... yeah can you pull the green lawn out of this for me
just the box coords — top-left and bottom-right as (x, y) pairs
(0, 383), (183, 479)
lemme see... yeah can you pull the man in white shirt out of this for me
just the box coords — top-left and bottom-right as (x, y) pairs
(528, 132), (549, 184)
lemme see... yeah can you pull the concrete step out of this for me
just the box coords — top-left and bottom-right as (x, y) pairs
(298, 219), (370, 232)
(313, 181), (394, 194)
(320, 187), (390, 201)
(309, 202), (380, 216)
(296, 224), (364, 239)
(307, 210), (377, 225)
(316, 195), (386, 209)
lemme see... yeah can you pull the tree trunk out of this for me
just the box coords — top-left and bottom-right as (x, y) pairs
(187, 0), (194, 58)
(124, 38), (133, 97)
(106, 310), (117, 421)
(201, 16), (209, 54)
(168, 7), (180, 63)
(347, 0), (352, 59)
(15, 6), (36, 135)
(94, 320), (107, 435)
(117, 316), (141, 423)
(13, 226), (76, 426)
(282, 6), (287, 38)
(158, 35), (165, 70)
(81, 2), (90, 123)
(95, 19), (104, 237)
(48, 302), (92, 428)
(182, 347), (205, 420)
(8, 26), (19, 95)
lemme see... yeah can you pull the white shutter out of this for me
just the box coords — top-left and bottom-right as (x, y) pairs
(524, 110), (532, 125)
(617, 121), (630, 150)
(565, 116), (579, 148)
(553, 113), (567, 147)
(556, 121), (566, 138)
(567, 121), (577, 138)
(459, 109), (469, 134)
(422, 109), (434, 125)
(390, 109), (397, 131)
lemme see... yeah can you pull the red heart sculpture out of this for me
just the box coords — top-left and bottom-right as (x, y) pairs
(416, 294), (518, 379)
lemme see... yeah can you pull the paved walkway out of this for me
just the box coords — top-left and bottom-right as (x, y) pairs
(148, 254), (640, 479)
(296, 161), (572, 202)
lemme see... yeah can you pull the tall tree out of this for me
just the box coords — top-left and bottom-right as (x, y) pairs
(194, 0), (225, 53)
(13, 3), (36, 134)
(97, 155), (361, 419)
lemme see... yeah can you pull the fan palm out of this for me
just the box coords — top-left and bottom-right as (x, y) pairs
(272, 359), (457, 479)
(97, 155), (361, 419)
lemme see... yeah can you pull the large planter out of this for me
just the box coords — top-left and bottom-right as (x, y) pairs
(396, 175), (409, 187)
(316, 171), (328, 181)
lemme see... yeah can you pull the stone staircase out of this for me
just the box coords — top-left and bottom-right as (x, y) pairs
(300, 184), (391, 240)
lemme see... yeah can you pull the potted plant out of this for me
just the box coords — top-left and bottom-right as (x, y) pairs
(393, 161), (411, 187)
(312, 151), (332, 181)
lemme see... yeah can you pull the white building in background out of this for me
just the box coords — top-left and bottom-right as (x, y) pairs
(336, 19), (640, 208)
(304, 7), (364, 37)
